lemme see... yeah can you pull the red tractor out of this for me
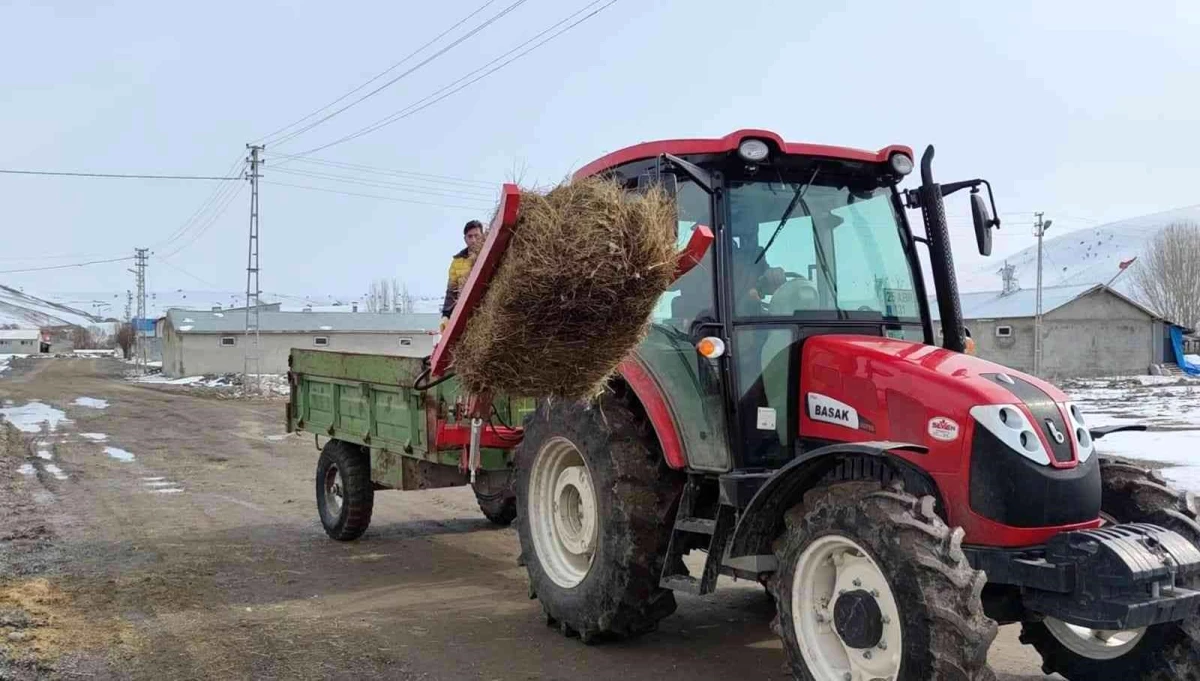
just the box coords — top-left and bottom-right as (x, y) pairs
(443, 130), (1200, 680)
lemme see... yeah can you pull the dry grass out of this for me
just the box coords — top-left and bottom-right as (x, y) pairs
(454, 178), (677, 399)
(0, 578), (138, 663)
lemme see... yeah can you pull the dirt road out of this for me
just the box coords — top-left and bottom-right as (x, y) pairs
(0, 358), (1054, 680)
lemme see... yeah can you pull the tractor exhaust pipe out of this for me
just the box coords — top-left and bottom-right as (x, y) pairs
(918, 145), (966, 354)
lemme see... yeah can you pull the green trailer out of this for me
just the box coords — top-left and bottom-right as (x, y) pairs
(286, 348), (532, 539)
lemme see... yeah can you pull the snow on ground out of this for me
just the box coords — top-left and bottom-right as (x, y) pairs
(0, 401), (71, 433)
(0, 353), (28, 374)
(42, 463), (68, 480)
(104, 446), (135, 462)
(80, 432), (108, 441)
(128, 371), (288, 397)
(17, 463), (36, 477)
(73, 397), (109, 409)
(1065, 375), (1200, 490)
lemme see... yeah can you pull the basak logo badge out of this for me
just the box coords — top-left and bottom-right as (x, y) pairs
(807, 393), (859, 429)
(927, 417), (960, 442)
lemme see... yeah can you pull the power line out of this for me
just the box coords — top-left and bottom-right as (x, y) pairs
(262, 180), (491, 211)
(153, 155), (248, 251)
(255, 0), (500, 145)
(283, 0), (617, 158)
(155, 255), (223, 290)
(268, 166), (496, 201)
(0, 256), (134, 275)
(266, 153), (494, 188)
(0, 169), (241, 181)
(159, 182), (247, 258)
(267, 0), (530, 148)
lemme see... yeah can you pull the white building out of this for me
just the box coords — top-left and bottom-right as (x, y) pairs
(158, 309), (439, 377)
(0, 329), (43, 354)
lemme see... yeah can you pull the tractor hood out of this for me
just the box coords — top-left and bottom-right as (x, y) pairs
(799, 335), (1087, 472)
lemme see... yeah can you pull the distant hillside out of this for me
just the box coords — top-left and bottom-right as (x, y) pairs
(0, 284), (105, 328)
(958, 204), (1200, 299)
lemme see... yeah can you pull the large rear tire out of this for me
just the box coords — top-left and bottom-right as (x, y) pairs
(1019, 458), (1200, 680)
(770, 481), (997, 681)
(515, 392), (683, 642)
(315, 439), (374, 541)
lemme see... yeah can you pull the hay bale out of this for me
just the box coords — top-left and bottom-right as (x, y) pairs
(454, 178), (677, 399)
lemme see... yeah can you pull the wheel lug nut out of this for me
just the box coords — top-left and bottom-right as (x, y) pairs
(853, 578), (862, 587)
(870, 589), (879, 598)
(863, 650), (872, 660)
(843, 674), (852, 681)
(878, 641), (888, 651)
(881, 615), (891, 625)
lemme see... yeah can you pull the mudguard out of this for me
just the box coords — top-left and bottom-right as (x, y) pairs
(727, 441), (932, 558)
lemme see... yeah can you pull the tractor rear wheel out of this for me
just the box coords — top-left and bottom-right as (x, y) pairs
(770, 481), (997, 681)
(1019, 458), (1200, 680)
(515, 393), (683, 642)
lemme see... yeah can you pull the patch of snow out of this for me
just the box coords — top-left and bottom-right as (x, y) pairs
(104, 446), (135, 462)
(73, 349), (117, 357)
(2, 399), (12, 406)
(1162, 466), (1200, 492)
(319, 325), (333, 331)
(178, 325), (194, 332)
(131, 374), (205, 385)
(80, 433), (108, 441)
(17, 463), (36, 477)
(152, 488), (184, 494)
(0, 401), (71, 433)
(73, 397), (109, 409)
(1095, 430), (1200, 467)
(265, 434), (288, 442)
(143, 481), (175, 487)
(36, 449), (52, 460)
(141, 476), (165, 481)
(0, 354), (29, 375)
(182, 318), (194, 323)
(213, 312), (224, 318)
(42, 463), (67, 480)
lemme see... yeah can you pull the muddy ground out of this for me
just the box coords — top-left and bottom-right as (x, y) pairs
(0, 358), (1053, 680)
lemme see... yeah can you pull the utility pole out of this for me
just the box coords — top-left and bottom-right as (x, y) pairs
(125, 290), (133, 322)
(133, 248), (149, 373)
(999, 261), (1019, 296)
(243, 145), (264, 394)
(1033, 213), (1052, 376)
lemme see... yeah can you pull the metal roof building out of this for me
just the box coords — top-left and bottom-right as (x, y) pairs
(159, 309), (439, 378)
(932, 284), (1178, 378)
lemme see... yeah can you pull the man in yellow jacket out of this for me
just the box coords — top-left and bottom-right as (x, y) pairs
(440, 220), (485, 331)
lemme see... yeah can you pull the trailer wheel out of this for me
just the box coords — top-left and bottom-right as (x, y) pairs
(1019, 458), (1200, 680)
(315, 439), (374, 541)
(474, 487), (517, 526)
(515, 393), (682, 642)
(769, 481), (997, 681)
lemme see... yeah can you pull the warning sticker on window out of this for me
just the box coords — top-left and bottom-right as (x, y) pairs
(882, 288), (917, 317)
(756, 407), (777, 431)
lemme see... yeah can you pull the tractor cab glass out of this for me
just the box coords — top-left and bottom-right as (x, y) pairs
(726, 172), (921, 466)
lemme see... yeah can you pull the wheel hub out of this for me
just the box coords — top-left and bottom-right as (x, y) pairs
(323, 466), (344, 515)
(833, 589), (884, 649)
(527, 437), (597, 589)
(552, 465), (597, 556)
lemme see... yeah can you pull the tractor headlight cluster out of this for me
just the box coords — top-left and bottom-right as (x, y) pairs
(1063, 401), (1093, 462)
(970, 404), (1050, 466)
(889, 152), (914, 176)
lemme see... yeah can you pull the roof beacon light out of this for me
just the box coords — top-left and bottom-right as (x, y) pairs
(696, 336), (726, 359)
(890, 152), (914, 176)
(738, 139), (770, 163)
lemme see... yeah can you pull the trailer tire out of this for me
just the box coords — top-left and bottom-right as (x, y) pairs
(474, 488), (517, 526)
(769, 481), (997, 681)
(515, 392), (683, 642)
(315, 439), (374, 541)
(1019, 458), (1200, 680)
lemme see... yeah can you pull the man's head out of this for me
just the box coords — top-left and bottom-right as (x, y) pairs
(463, 220), (484, 255)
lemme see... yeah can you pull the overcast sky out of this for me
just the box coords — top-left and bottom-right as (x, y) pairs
(3, 0), (1199, 305)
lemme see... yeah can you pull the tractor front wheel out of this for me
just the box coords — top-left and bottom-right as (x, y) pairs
(515, 392), (682, 642)
(770, 481), (997, 681)
(1019, 458), (1200, 680)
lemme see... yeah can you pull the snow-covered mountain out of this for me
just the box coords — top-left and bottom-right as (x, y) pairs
(0, 284), (107, 328)
(959, 204), (1200, 297)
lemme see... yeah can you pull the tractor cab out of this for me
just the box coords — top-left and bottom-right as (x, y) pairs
(576, 130), (992, 473)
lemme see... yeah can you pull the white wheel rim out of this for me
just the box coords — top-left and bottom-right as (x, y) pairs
(528, 437), (597, 588)
(1044, 618), (1146, 660)
(791, 534), (903, 681)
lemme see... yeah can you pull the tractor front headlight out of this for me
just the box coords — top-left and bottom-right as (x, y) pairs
(970, 404), (1050, 466)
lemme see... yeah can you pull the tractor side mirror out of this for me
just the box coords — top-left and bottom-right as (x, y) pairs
(971, 191), (994, 256)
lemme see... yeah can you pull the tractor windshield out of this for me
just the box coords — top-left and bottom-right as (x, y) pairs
(728, 179), (920, 321)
